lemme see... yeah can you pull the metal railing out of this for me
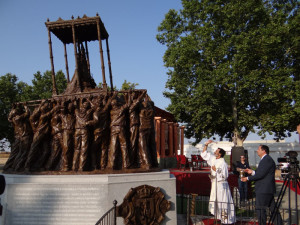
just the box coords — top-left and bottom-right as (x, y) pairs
(95, 200), (117, 225)
(186, 188), (300, 224)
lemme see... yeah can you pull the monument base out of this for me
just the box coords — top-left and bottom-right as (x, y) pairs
(1, 170), (176, 225)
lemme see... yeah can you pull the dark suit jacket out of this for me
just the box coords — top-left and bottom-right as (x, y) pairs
(248, 154), (276, 194)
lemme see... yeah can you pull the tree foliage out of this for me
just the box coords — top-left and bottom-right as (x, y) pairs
(98, 82), (117, 91)
(0, 74), (23, 143)
(29, 70), (67, 100)
(121, 80), (139, 90)
(98, 80), (139, 91)
(157, 0), (299, 145)
(0, 70), (67, 146)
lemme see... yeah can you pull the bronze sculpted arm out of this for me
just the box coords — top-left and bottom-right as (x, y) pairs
(30, 104), (41, 123)
(87, 109), (99, 127)
(24, 104), (30, 118)
(103, 94), (112, 111)
(129, 91), (146, 113)
(84, 109), (94, 127)
(8, 105), (16, 122)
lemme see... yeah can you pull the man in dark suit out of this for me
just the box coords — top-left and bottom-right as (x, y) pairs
(241, 145), (282, 225)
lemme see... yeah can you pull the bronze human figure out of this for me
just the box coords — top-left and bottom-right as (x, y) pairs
(25, 100), (54, 171)
(73, 99), (93, 171)
(107, 92), (131, 169)
(3, 104), (22, 171)
(29, 103), (41, 134)
(89, 95), (112, 170)
(60, 100), (76, 171)
(128, 91), (146, 167)
(138, 96), (158, 169)
(45, 103), (63, 170)
(3, 104), (33, 171)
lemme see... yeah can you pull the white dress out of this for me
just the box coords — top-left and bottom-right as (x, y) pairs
(201, 151), (236, 224)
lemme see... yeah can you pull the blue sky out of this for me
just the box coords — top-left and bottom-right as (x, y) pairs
(0, 0), (298, 143)
(0, 0), (182, 110)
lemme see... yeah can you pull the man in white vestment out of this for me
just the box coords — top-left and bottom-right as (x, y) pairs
(201, 140), (236, 224)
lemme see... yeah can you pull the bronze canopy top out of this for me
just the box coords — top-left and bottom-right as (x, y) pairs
(45, 14), (109, 44)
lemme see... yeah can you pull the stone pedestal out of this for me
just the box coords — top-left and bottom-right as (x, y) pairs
(0, 170), (176, 225)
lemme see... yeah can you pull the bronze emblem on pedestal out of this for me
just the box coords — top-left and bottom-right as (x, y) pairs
(117, 185), (171, 225)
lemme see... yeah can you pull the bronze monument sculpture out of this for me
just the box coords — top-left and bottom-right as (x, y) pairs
(3, 14), (159, 174)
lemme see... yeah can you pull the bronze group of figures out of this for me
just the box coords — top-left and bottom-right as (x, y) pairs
(3, 91), (158, 173)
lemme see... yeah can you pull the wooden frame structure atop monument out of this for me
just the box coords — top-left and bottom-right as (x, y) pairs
(45, 14), (114, 96)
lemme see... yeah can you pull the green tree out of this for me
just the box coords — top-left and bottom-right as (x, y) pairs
(98, 80), (139, 91)
(0, 70), (67, 147)
(0, 73), (23, 144)
(29, 70), (67, 100)
(157, 0), (299, 145)
(98, 82), (117, 91)
(120, 80), (139, 90)
(17, 81), (35, 102)
(55, 70), (68, 95)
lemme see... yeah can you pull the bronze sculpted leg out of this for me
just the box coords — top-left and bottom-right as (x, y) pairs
(13, 135), (32, 171)
(45, 133), (63, 170)
(91, 132), (101, 170)
(150, 128), (158, 167)
(119, 129), (130, 169)
(100, 131), (109, 169)
(35, 140), (51, 170)
(78, 130), (89, 171)
(107, 133), (119, 169)
(62, 130), (74, 171)
(130, 125), (139, 167)
(25, 132), (45, 170)
(72, 150), (80, 171)
(72, 130), (82, 171)
(3, 138), (21, 171)
(138, 129), (152, 169)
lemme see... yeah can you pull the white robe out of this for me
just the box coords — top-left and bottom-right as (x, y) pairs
(201, 151), (236, 224)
